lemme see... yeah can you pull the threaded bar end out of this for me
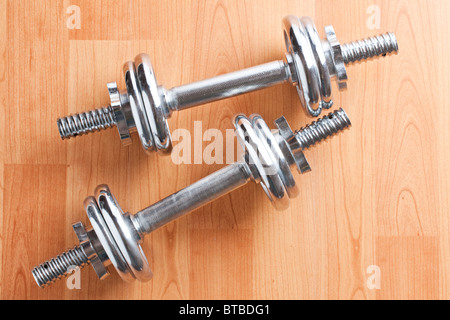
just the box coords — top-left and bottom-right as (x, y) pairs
(341, 32), (398, 64)
(296, 108), (351, 149)
(32, 246), (89, 288)
(57, 105), (117, 140)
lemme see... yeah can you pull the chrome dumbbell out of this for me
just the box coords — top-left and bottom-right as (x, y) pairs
(57, 15), (397, 154)
(34, 108), (351, 287)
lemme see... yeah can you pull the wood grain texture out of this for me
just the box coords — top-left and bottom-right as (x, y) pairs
(0, 0), (449, 300)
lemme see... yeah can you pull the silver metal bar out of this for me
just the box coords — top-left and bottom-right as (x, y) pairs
(167, 60), (290, 112)
(133, 162), (251, 235)
(341, 32), (398, 64)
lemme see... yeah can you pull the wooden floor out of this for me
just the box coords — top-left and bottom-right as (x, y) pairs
(1, 0), (449, 300)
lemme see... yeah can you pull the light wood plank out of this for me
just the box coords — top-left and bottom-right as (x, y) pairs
(0, 0), (448, 299)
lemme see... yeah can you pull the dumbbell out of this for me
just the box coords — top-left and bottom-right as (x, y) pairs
(57, 15), (397, 154)
(33, 108), (351, 287)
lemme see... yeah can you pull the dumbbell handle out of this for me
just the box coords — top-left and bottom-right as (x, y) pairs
(33, 109), (352, 287)
(56, 25), (397, 143)
(132, 162), (251, 235)
(165, 31), (400, 114)
(165, 60), (291, 113)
